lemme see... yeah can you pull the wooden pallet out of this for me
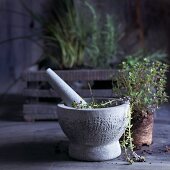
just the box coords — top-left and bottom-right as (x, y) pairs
(23, 69), (117, 121)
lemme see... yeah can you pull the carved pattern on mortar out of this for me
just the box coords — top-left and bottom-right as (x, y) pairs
(59, 115), (128, 145)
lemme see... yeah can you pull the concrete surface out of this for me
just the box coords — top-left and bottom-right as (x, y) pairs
(0, 99), (169, 169)
(0, 118), (169, 170)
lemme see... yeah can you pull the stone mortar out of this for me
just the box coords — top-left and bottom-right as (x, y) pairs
(57, 99), (130, 161)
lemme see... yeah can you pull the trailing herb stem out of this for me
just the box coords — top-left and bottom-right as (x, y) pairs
(121, 105), (145, 164)
(88, 82), (94, 103)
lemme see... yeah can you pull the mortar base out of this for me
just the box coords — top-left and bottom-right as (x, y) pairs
(69, 141), (121, 161)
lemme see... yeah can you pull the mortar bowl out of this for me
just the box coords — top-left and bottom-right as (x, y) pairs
(57, 98), (130, 161)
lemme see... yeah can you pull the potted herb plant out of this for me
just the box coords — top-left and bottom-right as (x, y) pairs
(113, 55), (168, 148)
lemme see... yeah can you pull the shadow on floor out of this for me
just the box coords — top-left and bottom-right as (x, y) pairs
(0, 95), (24, 121)
(0, 141), (73, 163)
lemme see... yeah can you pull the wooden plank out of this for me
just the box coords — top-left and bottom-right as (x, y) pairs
(23, 69), (118, 82)
(23, 89), (115, 98)
(22, 69), (118, 120)
(23, 104), (58, 121)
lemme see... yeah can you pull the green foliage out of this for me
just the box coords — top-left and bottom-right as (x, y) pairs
(114, 57), (168, 116)
(41, 0), (88, 69)
(21, 0), (88, 69)
(22, 0), (118, 69)
(85, 2), (118, 68)
(120, 106), (145, 164)
(72, 98), (127, 109)
(125, 50), (167, 67)
(113, 53), (168, 164)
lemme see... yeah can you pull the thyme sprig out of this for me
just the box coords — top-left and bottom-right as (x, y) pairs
(72, 97), (129, 109)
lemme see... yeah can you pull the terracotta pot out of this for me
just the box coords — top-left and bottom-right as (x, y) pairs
(132, 112), (154, 148)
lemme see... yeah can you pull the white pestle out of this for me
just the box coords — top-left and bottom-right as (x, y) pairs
(46, 68), (87, 107)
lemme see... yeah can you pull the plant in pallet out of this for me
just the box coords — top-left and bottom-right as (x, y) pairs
(124, 50), (167, 66)
(113, 55), (168, 162)
(33, 0), (88, 69)
(84, 2), (118, 68)
(41, 0), (119, 69)
(21, 0), (119, 69)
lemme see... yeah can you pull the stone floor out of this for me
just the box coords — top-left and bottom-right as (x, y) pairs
(0, 119), (170, 170)
(0, 96), (170, 170)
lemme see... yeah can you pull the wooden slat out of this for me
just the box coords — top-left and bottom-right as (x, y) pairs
(23, 89), (115, 98)
(23, 69), (118, 82)
(23, 104), (58, 120)
(23, 89), (58, 98)
(23, 69), (119, 121)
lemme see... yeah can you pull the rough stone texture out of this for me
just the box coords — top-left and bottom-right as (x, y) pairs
(57, 102), (129, 161)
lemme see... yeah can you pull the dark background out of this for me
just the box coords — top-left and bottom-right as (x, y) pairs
(0, 0), (170, 94)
